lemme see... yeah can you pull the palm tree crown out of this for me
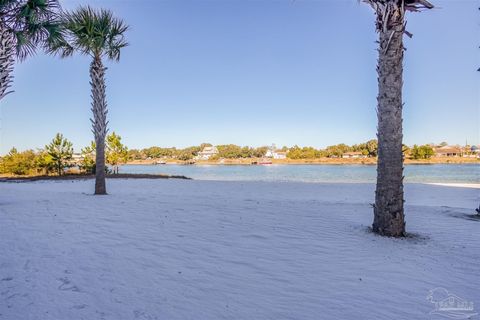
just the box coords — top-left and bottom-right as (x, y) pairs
(0, 0), (62, 60)
(52, 6), (128, 61)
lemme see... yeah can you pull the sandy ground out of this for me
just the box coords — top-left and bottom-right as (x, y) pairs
(426, 182), (480, 189)
(0, 179), (479, 320)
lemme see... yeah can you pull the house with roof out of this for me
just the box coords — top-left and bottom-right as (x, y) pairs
(272, 151), (287, 159)
(195, 146), (219, 160)
(342, 152), (367, 159)
(264, 148), (287, 160)
(434, 146), (462, 157)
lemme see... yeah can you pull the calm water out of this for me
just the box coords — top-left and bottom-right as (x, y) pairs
(118, 164), (480, 184)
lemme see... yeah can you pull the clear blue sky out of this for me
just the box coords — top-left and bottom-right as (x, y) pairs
(0, 0), (478, 154)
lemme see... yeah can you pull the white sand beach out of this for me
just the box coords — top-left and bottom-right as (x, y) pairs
(426, 182), (480, 189)
(0, 179), (479, 319)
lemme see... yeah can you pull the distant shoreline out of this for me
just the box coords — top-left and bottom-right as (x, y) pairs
(125, 157), (479, 166)
(0, 173), (191, 182)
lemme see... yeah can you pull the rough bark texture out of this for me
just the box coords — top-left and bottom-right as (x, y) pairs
(371, 2), (406, 237)
(0, 26), (14, 101)
(90, 56), (108, 195)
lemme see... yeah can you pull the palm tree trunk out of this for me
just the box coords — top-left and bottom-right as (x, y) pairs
(372, 2), (406, 237)
(90, 56), (108, 195)
(0, 27), (14, 101)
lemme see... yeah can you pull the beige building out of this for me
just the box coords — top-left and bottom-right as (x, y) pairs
(434, 146), (462, 157)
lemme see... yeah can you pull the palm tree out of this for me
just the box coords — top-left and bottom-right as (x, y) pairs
(0, 0), (62, 101)
(51, 6), (128, 195)
(364, 0), (433, 236)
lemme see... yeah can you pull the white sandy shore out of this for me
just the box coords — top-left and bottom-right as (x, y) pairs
(0, 180), (479, 320)
(425, 182), (480, 189)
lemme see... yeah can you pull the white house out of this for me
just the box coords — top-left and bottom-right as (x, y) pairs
(273, 151), (287, 159)
(265, 149), (287, 160)
(342, 152), (367, 159)
(195, 146), (219, 160)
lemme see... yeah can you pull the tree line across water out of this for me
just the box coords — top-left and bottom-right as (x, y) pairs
(0, 132), (127, 176)
(1, 133), (439, 176)
(132, 141), (380, 160)
(108, 138), (436, 161)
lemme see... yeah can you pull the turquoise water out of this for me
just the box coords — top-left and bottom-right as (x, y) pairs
(118, 164), (480, 184)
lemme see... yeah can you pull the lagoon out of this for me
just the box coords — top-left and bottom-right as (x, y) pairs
(119, 163), (479, 184)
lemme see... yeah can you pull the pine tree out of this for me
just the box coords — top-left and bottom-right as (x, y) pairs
(106, 132), (128, 174)
(45, 133), (73, 176)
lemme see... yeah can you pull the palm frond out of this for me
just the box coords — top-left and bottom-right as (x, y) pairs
(0, 0), (62, 60)
(363, 0), (434, 11)
(56, 6), (128, 61)
(405, 0), (433, 11)
(14, 30), (36, 59)
(43, 20), (74, 58)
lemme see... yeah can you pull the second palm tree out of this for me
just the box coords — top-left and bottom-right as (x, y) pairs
(52, 6), (128, 194)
